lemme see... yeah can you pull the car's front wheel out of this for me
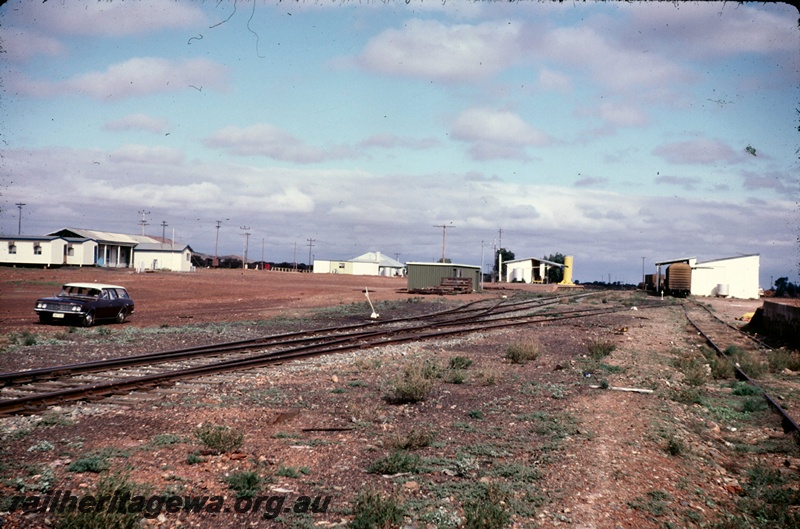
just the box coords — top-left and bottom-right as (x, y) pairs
(82, 311), (95, 327)
(116, 308), (127, 324)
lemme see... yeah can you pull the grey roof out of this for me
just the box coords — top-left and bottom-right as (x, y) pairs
(350, 251), (405, 268)
(505, 257), (564, 268)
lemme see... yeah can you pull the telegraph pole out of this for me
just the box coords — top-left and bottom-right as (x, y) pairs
(433, 224), (455, 262)
(138, 210), (150, 236)
(15, 203), (25, 235)
(307, 238), (315, 270)
(161, 221), (168, 243)
(214, 220), (222, 266)
(641, 257), (646, 290)
(241, 226), (251, 268)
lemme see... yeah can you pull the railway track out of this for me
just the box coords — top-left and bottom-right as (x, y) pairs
(0, 292), (661, 416)
(683, 300), (800, 442)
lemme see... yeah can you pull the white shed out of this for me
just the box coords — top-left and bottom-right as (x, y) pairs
(133, 242), (194, 272)
(691, 254), (760, 299)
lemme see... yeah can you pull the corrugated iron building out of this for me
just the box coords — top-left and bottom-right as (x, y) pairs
(406, 262), (482, 292)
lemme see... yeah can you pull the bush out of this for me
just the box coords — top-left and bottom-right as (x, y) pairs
(505, 342), (540, 364)
(390, 361), (436, 403)
(349, 492), (405, 529)
(586, 339), (615, 359)
(56, 472), (142, 529)
(388, 429), (434, 450)
(449, 356), (473, 370)
(68, 455), (108, 473)
(194, 424), (244, 454)
(226, 470), (261, 499)
(768, 348), (800, 373)
(463, 499), (511, 529)
(367, 451), (421, 475)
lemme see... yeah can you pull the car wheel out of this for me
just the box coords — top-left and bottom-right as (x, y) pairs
(116, 308), (127, 324)
(82, 311), (95, 327)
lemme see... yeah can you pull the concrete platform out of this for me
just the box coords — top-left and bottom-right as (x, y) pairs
(761, 298), (800, 346)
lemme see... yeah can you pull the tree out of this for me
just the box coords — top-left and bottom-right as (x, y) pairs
(494, 248), (515, 280)
(774, 277), (798, 297)
(543, 253), (565, 283)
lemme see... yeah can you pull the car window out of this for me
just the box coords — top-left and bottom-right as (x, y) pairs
(106, 289), (118, 300)
(115, 289), (130, 299)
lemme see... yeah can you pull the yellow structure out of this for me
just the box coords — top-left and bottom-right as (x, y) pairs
(559, 255), (574, 285)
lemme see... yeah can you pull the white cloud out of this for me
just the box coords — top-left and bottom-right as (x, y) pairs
(357, 19), (522, 82)
(205, 124), (357, 163)
(0, 28), (65, 63)
(653, 138), (740, 165)
(104, 114), (169, 134)
(451, 108), (550, 161)
(110, 144), (185, 165)
(10, 0), (207, 37)
(13, 57), (228, 100)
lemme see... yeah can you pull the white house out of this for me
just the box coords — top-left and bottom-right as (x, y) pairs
(313, 251), (405, 276)
(504, 257), (564, 283)
(0, 227), (194, 272)
(133, 242), (194, 272)
(0, 235), (97, 267)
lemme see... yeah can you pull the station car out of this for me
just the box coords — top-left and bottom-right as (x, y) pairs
(34, 283), (134, 326)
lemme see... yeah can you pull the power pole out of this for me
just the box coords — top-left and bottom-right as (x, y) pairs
(214, 220), (222, 266)
(138, 210), (150, 236)
(161, 221), (168, 243)
(641, 257), (646, 289)
(433, 224), (455, 262)
(15, 203), (25, 235)
(307, 238), (315, 270)
(241, 226), (251, 268)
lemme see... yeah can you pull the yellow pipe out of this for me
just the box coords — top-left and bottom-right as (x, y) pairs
(559, 255), (574, 285)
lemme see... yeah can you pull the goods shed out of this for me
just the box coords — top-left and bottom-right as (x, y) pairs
(407, 262), (482, 293)
(654, 254), (759, 299)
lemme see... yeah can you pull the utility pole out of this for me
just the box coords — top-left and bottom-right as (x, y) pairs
(307, 238), (315, 270)
(15, 203), (25, 235)
(240, 226), (251, 268)
(138, 210), (150, 236)
(481, 241), (486, 290)
(161, 221), (168, 243)
(214, 220), (222, 266)
(433, 224), (455, 262)
(261, 238), (265, 269)
(641, 257), (646, 290)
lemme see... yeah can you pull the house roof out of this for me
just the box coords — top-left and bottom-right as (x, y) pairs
(505, 257), (564, 268)
(350, 251), (404, 268)
(134, 242), (193, 252)
(49, 228), (155, 246)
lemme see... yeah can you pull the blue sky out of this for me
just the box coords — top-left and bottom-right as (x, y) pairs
(1, 0), (798, 287)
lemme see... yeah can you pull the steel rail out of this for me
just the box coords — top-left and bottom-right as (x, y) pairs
(0, 292), (584, 387)
(682, 302), (799, 441)
(0, 296), (640, 416)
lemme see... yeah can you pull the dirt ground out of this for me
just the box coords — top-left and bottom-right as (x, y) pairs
(0, 268), (797, 529)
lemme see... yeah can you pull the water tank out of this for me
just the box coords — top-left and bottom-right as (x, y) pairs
(717, 284), (729, 297)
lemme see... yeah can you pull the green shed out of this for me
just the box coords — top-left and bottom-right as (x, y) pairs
(406, 262), (482, 293)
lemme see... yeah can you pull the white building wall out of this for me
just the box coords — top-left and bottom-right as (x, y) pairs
(691, 255), (760, 299)
(349, 262), (379, 276)
(134, 249), (194, 272)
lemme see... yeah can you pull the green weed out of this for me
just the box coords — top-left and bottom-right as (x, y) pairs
(194, 424), (244, 454)
(348, 492), (405, 529)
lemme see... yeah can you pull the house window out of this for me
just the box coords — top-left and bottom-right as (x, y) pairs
(34, 243), (42, 255)
(8, 242), (16, 255)
(67, 245), (74, 256)
(338, 263), (346, 269)
(186, 253), (190, 262)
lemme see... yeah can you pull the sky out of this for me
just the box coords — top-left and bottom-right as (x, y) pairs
(1, 0), (798, 287)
